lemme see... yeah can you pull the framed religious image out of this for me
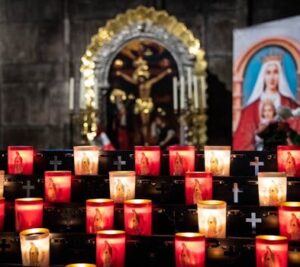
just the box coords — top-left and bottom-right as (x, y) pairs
(233, 20), (300, 150)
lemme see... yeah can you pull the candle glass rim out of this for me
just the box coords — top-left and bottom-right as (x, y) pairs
(256, 235), (287, 243)
(20, 228), (49, 240)
(109, 171), (136, 176)
(73, 146), (99, 151)
(134, 146), (160, 151)
(197, 200), (226, 207)
(204, 146), (231, 150)
(96, 230), (125, 237)
(258, 172), (286, 177)
(168, 145), (196, 151)
(15, 197), (43, 203)
(185, 171), (212, 178)
(277, 145), (300, 150)
(45, 171), (72, 176)
(8, 146), (34, 150)
(279, 201), (300, 208)
(175, 232), (205, 239)
(124, 199), (152, 205)
(86, 198), (114, 205)
(65, 264), (96, 267)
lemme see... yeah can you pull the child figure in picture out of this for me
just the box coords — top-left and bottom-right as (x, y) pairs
(285, 151), (296, 176)
(255, 100), (277, 151)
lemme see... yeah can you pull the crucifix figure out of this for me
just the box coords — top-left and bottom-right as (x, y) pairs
(116, 56), (172, 145)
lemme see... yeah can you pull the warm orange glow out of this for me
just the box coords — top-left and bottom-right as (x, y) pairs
(65, 264), (96, 267)
(204, 146), (231, 176)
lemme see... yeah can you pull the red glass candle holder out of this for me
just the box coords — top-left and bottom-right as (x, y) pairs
(134, 146), (160, 176)
(109, 171), (136, 203)
(8, 146), (34, 175)
(73, 146), (99, 175)
(175, 232), (205, 267)
(44, 171), (72, 203)
(15, 198), (43, 232)
(169, 146), (195, 176)
(185, 172), (213, 205)
(204, 146), (231, 176)
(279, 202), (300, 240)
(197, 200), (227, 238)
(20, 228), (50, 267)
(86, 199), (114, 234)
(256, 235), (288, 267)
(277, 146), (300, 177)
(124, 199), (152, 236)
(0, 198), (5, 232)
(96, 230), (126, 267)
(258, 172), (287, 206)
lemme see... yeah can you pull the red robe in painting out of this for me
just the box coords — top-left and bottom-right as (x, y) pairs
(233, 96), (300, 150)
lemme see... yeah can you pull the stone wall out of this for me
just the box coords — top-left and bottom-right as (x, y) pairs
(0, 0), (299, 148)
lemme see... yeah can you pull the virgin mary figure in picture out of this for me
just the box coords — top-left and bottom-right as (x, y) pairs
(234, 54), (300, 150)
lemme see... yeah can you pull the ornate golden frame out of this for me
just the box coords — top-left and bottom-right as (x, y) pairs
(80, 5), (207, 142)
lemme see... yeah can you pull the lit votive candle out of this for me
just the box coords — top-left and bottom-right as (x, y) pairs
(134, 146), (160, 176)
(169, 146), (195, 176)
(0, 197), (5, 232)
(73, 146), (99, 175)
(20, 228), (50, 267)
(65, 264), (96, 267)
(15, 198), (43, 232)
(204, 146), (231, 176)
(0, 170), (4, 197)
(44, 171), (72, 203)
(197, 200), (227, 238)
(185, 172), (213, 205)
(109, 171), (136, 204)
(258, 172), (287, 206)
(256, 235), (288, 267)
(8, 146), (34, 175)
(277, 145), (300, 177)
(96, 230), (126, 267)
(279, 202), (300, 241)
(86, 199), (114, 234)
(175, 232), (205, 267)
(124, 199), (152, 236)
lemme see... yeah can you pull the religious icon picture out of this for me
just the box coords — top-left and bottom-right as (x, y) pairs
(277, 146), (300, 177)
(233, 33), (300, 150)
(7, 146), (34, 175)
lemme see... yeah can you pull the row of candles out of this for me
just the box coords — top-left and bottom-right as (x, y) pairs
(17, 224), (294, 266)
(0, 169), (296, 206)
(6, 145), (300, 176)
(2, 196), (300, 239)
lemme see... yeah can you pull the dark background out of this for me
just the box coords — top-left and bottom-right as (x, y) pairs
(0, 0), (300, 148)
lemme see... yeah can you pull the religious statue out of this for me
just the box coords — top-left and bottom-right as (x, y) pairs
(47, 178), (57, 202)
(140, 152), (150, 176)
(287, 213), (300, 240)
(173, 152), (184, 176)
(193, 179), (203, 204)
(115, 179), (125, 203)
(116, 55), (172, 145)
(93, 208), (105, 232)
(14, 151), (23, 174)
(102, 240), (113, 267)
(29, 242), (39, 267)
(285, 151), (296, 176)
(129, 209), (141, 235)
(81, 153), (90, 174)
(261, 246), (280, 267)
(180, 243), (192, 266)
